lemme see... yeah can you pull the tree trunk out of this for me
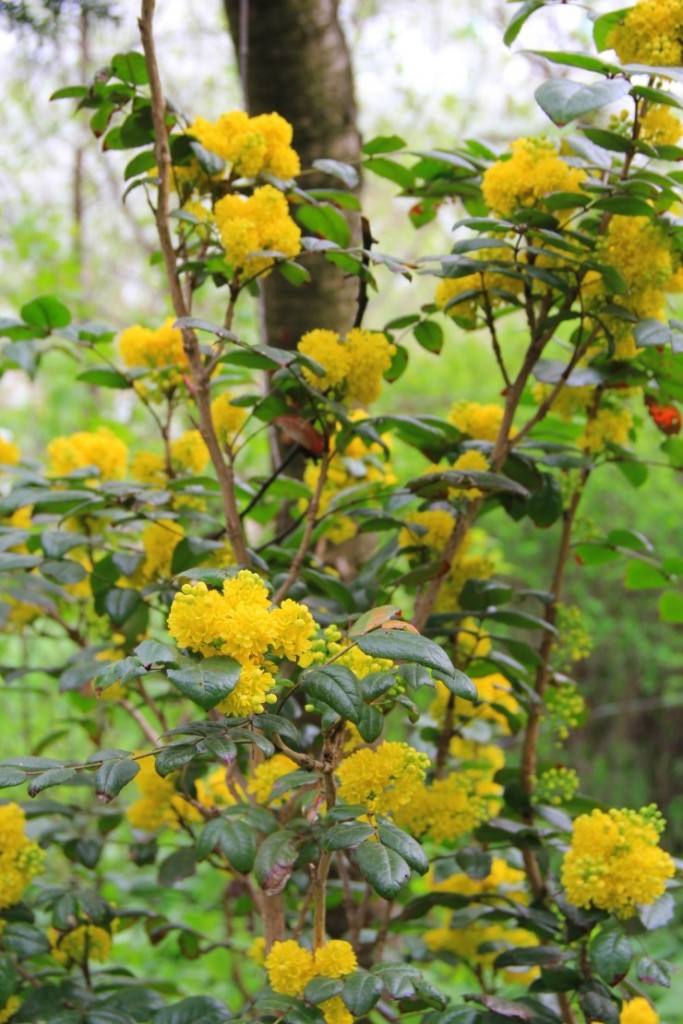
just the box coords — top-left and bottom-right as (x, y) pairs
(224, 0), (362, 348)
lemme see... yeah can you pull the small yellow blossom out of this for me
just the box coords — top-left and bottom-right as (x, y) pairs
(0, 437), (20, 467)
(119, 318), (188, 373)
(214, 184), (301, 278)
(620, 997), (659, 1024)
(448, 400), (506, 442)
(170, 429), (209, 475)
(247, 754), (298, 805)
(265, 940), (316, 997)
(138, 519), (184, 582)
(211, 391), (247, 445)
(400, 509), (455, 552)
(451, 450), (490, 499)
(429, 674), (519, 735)
(47, 427), (128, 482)
(607, 0), (683, 66)
(49, 923), (112, 965)
(190, 110), (300, 179)
(0, 996), (20, 1023)
(336, 741), (430, 817)
(313, 940), (358, 978)
(561, 806), (675, 917)
(640, 105), (682, 146)
(581, 408), (633, 453)
(0, 803), (44, 911)
(298, 327), (396, 406)
(131, 451), (167, 488)
(482, 137), (585, 217)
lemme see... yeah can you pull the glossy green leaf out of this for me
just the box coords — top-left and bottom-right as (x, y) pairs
(302, 665), (364, 723)
(356, 631), (477, 701)
(325, 821), (375, 850)
(167, 657), (242, 710)
(95, 759), (140, 802)
(589, 926), (632, 986)
(376, 818), (429, 874)
(535, 78), (631, 126)
(354, 840), (411, 898)
(341, 972), (383, 1015)
(21, 295), (71, 332)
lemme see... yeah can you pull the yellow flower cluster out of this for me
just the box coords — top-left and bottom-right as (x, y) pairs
(482, 137), (585, 217)
(425, 921), (540, 985)
(298, 624), (393, 679)
(640, 104), (683, 146)
(448, 400), (506, 441)
(0, 437), (20, 467)
(450, 450), (491, 499)
(620, 997), (660, 1024)
(118, 318), (188, 391)
(429, 674), (520, 735)
(131, 451), (167, 488)
(394, 741), (503, 842)
(336, 742), (430, 817)
(0, 997), (20, 1023)
(190, 110), (300, 180)
(167, 571), (315, 716)
(581, 407), (633, 453)
(400, 508), (455, 552)
(607, 0), (683, 66)
(49, 923), (112, 965)
(532, 382), (595, 421)
(265, 939), (357, 1024)
(0, 803), (44, 911)
(247, 754), (298, 805)
(553, 603), (593, 670)
(298, 327), (396, 407)
(455, 617), (493, 663)
(214, 184), (301, 278)
(211, 391), (247, 446)
(170, 429), (209, 475)
(544, 683), (586, 743)
(195, 765), (237, 808)
(47, 427), (128, 482)
(137, 519), (184, 582)
(126, 756), (200, 832)
(561, 806), (675, 917)
(302, 430), (396, 544)
(430, 857), (527, 901)
(435, 530), (498, 613)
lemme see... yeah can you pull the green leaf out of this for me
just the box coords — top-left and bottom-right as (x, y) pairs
(197, 818), (256, 873)
(594, 196), (655, 217)
(167, 657), (242, 710)
(254, 831), (298, 895)
(305, 977), (344, 1005)
(356, 631), (477, 701)
(51, 85), (89, 100)
(413, 320), (444, 354)
(356, 703), (384, 743)
(589, 926), (632, 986)
(362, 134), (406, 155)
(325, 821), (375, 850)
(296, 203), (351, 247)
(634, 319), (671, 347)
(0, 956), (16, 1006)
(582, 127), (633, 153)
(278, 261), (312, 286)
(640, 892), (675, 930)
(124, 149), (158, 179)
(111, 51), (149, 85)
(27, 767), (80, 797)
(370, 962), (422, 999)
(95, 759), (140, 802)
(21, 295), (71, 332)
(104, 588), (142, 625)
(535, 78), (631, 126)
(77, 368), (130, 389)
(354, 840), (411, 898)
(302, 665), (364, 724)
(135, 639), (178, 666)
(154, 744), (197, 777)
(341, 972), (383, 1015)
(624, 561), (668, 590)
(0, 766), (26, 790)
(311, 158), (359, 188)
(504, 0), (544, 46)
(495, 946), (571, 969)
(0, 553), (41, 572)
(364, 157), (414, 190)
(152, 996), (231, 1024)
(41, 529), (89, 558)
(158, 848), (196, 886)
(636, 956), (671, 988)
(376, 818), (429, 874)
(349, 604), (402, 637)
(658, 591), (683, 623)
(94, 656), (147, 692)
(532, 51), (623, 75)
(2, 922), (51, 959)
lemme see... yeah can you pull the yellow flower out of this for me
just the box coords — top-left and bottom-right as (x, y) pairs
(448, 400), (506, 442)
(450, 450), (490, 499)
(581, 408), (633, 453)
(119, 317), (187, 372)
(430, 857), (527, 901)
(455, 617), (492, 660)
(532, 382), (595, 421)
(320, 997), (353, 1024)
(400, 509), (455, 551)
(214, 184), (301, 278)
(0, 803), (44, 911)
(47, 427), (128, 481)
(211, 391), (247, 445)
(126, 756), (199, 832)
(607, 0), (683, 66)
(313, 940), (358, 978)
(620, 997), (659, 1024)
(336, 741), (430, 817)
(640, 104), (682, 146)
(298, 327), (395, 406)
(247, 754), (298, 805)
(170, 429), (209, 474)
(190, 110), (300, 179)
(0, 437), (20, 467)
(429, 674), (519, 735)
(482, 137), (585, 217)
(247, 936), (266, 966)
(131, 451), (167, 488)
(0, 997), (20, 1024)
(265, 940), (316, 997)
(425, 921), (539, 984)
(561, 806), (675, 917)
(49, 923), (112, 965)
(138, 519), (184, 582)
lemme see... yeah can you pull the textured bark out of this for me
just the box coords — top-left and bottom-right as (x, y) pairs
(224, 0), (362, 347)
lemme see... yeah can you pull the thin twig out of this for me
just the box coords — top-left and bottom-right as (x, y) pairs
(272, 452), (331, 603)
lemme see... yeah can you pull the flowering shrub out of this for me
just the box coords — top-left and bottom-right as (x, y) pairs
(0, 1), (683, 1023)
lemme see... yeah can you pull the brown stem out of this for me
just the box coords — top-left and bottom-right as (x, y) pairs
(119, 698), (159, 745)
(138, 0), (249, 567)
(272, 451), (331, 603)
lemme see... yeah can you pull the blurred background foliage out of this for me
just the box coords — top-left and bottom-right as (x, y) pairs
(1, 1), (683, 1007)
